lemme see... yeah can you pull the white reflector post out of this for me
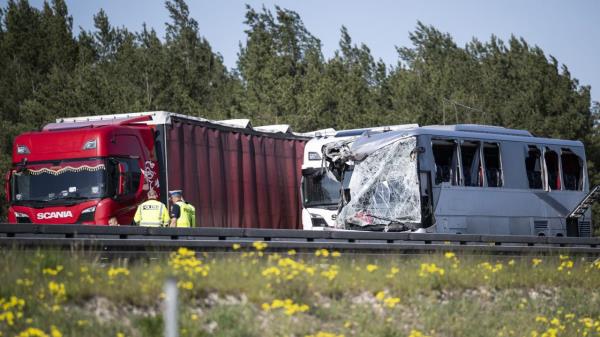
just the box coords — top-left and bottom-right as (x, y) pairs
(164, 278), (178, 337)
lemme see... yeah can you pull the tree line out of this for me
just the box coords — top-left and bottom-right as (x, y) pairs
(1, 0), (599, 230)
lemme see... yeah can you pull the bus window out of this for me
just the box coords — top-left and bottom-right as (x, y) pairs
(561, 149), (583, 191)
(460, 141), (482, 187)
(525, 146), (543, 189)
(432, 140), (458, 185)
(545, 149), (560, 190)
(483, 142), (502, 187)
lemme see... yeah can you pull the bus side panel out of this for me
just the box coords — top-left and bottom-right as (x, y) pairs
(428, 140), (582, 236)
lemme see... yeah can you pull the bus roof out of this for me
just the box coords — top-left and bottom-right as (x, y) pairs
(351, 124), (584, 158)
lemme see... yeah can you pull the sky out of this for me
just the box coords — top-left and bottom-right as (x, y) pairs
(10, 0), (600, 103)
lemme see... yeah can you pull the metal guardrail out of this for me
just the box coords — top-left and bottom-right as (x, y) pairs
(1, 224), (599, 255)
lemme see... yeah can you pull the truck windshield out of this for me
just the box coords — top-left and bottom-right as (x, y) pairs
(302, 168), (342, 208)
(11, 159), (109, 204)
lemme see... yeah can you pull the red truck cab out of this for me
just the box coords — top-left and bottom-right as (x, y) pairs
(5, 116), (158, 225)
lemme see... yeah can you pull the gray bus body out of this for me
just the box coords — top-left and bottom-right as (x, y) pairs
(329, 124), (591, 237)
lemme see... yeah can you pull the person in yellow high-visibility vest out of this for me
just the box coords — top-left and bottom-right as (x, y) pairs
(134, 190), (170, 227)
(168, 190), (196, 228)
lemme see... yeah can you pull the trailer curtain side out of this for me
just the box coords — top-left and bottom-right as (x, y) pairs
(166, 117), (306, 229)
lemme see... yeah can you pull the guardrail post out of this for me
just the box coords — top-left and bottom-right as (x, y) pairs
(164, 278), (178, 337)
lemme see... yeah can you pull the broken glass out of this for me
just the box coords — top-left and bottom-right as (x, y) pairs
(337, 136), (421, 231)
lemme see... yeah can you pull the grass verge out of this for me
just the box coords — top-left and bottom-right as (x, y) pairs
(1, 246), (599, 337)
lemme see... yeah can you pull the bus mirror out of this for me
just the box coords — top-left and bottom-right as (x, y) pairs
(117, 163), (126, 196)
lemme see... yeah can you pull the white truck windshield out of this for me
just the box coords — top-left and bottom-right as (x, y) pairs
(302, 169), (342, 208)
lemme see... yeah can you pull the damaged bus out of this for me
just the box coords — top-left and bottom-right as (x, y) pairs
(326, 124), (594, 237)
(301, 125), (417, 230)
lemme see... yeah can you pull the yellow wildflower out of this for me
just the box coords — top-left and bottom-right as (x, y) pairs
(263, 299), (309, 315)
(580, 317), (594, 328)
(383, 297), (400, 308)
(479, 262), (503, 273)
(15, 327), (49, 337)
(107, 267), (130, 278)
(42, 265), (64, 276)
(169, 248), (210, 277)
(418, 263), (445, 277)
(50, 326), (62, 337)
(386, 266), (400, 278)
(366, 264), (379, 272)
(0, 311), (15, 326)
(177, 281), (193, 290)
(176, 247), (195, 257)
(16, 278), (34, 287)
(252, 241), (268, 251)
(558, 260), (574, 272)
(540, 327), (558, 337)
(232, 243), (241, 250)
(305, 333), (344, 337)
(321, 267), (339, 281)
(408, 330), (431, 337)
(262, 266), (281, 277)
(315, 249), (330, 257)
(48, 281), (66, 300)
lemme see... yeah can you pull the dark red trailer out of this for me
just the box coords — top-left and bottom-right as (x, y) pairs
(6, 112), (307, 228)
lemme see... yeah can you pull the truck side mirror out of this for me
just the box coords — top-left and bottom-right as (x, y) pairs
(138, 165), (148, 192)
(117, 163), (126, 196)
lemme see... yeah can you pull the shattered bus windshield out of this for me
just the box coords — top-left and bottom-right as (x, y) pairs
(338, 136), (421, 229)
(302, 169), (342, 207)
(11, 159), (109, 204)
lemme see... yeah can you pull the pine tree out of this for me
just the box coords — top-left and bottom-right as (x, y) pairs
(162, 0), (231, 118)
(237, 5), (322, 127)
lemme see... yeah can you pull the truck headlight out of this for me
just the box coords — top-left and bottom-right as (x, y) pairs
(81, 206), (96, 214)
(15, 212), (31, 224)
(16, 145), (30, 154)
(308, 152), (321, 161)
(309, 213), (328, 227)
(83, 139), (97, 150)
(78, 206), (96, 223)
